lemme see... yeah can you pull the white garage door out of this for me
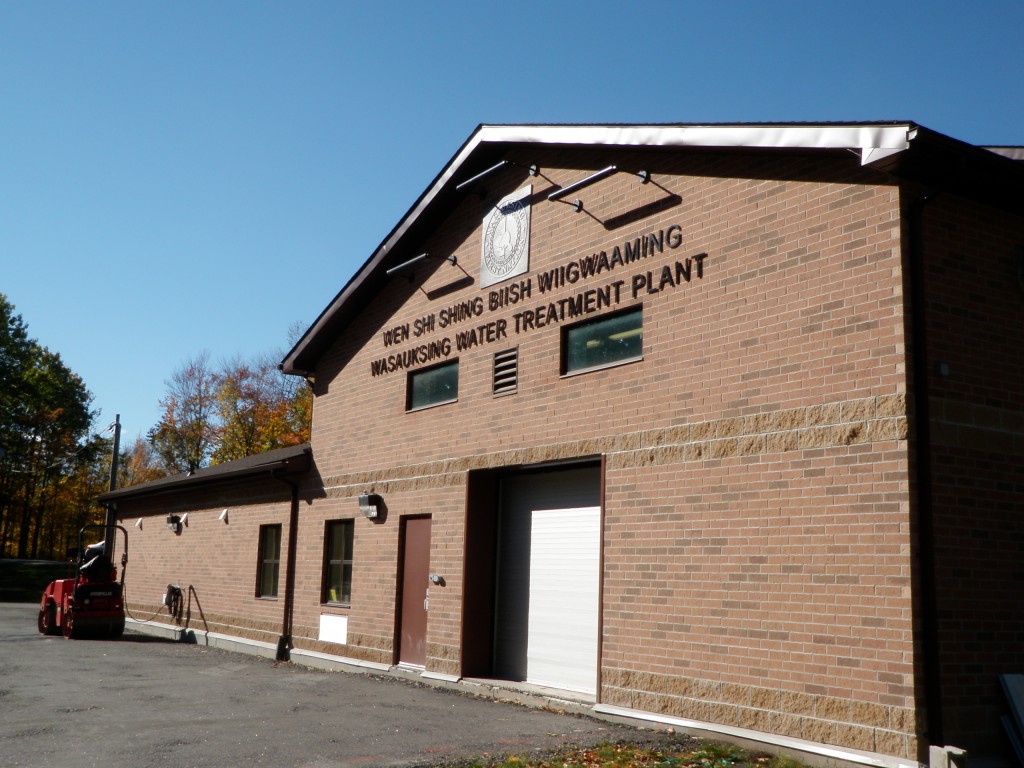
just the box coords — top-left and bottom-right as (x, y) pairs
(495, 467), (600, 695)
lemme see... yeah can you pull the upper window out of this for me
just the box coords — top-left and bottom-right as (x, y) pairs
(322, 520), (354, 606)
(562, 307), (643, 375)
(407, 360), (459, 411)
(256, 524), (281, 598)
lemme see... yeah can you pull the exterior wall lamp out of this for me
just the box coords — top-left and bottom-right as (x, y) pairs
(358, 493), (381, 519)
(218, 508), (229, 524)
(166, 514), (183, 534)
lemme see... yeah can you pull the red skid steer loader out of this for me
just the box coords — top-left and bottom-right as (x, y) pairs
(38, 524), (127, 639)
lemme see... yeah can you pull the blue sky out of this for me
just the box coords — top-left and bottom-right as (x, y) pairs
(2, 2), (1022, 442)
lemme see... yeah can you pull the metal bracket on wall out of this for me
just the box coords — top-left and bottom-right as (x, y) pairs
(547, 166), (649, 213)
(454, 160), (539, 192)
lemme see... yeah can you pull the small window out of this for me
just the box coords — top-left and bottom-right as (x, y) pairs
(322, 520), (354, 605)
(407, 360), (459, 411)
(562, 307), (643, 375)
(256, 524), (281, 598)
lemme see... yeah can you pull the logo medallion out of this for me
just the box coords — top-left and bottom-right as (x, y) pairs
(481, 185), (531, 288)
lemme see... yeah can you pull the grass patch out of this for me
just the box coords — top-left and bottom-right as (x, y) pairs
(453, 740), (801, 768)
(0, 559), (71, 602)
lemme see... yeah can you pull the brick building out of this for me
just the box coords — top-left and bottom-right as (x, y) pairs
(101, 123), (1024, 766)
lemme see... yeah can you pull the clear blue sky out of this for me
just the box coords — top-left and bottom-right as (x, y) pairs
(2, 2), (1022, 442)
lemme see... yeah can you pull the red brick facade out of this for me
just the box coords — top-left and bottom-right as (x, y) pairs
(104, 125), (1024, 765)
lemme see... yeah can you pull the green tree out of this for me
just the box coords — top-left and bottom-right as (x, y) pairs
(0, 294), (99, 558)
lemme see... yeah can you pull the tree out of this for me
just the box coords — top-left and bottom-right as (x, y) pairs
(147, 352), (218, 474)
(0, 294), (99, 558)
(145, 328), (312, 473)
(212, 353), (311, 464)
(119, 436), (167, 488)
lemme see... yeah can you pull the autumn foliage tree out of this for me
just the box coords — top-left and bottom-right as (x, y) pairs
(146, 339), (311, 475)
(147, 352), (218, 474)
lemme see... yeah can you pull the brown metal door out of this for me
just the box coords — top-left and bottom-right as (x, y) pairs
(398, 516), (431, 667)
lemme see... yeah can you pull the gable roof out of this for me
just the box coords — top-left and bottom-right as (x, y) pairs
(280, 121), (1024, 376)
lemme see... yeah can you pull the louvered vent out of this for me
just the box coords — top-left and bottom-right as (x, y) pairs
(492, 347), (519, 396)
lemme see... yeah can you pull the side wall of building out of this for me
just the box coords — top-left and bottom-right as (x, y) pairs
(115, 479), (293, 648)
(306, 148), (920, 758)
(917, 192), (1024, 753)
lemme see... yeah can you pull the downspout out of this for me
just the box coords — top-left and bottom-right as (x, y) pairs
(271, 472), (300, 662)
(907, 190), (943, 746)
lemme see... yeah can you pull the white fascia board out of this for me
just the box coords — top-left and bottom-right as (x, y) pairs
(475, 123), (915, 165)
(399, 123), (914, 254)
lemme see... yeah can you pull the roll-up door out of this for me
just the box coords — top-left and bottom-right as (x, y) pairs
(494, 466), (600, 695)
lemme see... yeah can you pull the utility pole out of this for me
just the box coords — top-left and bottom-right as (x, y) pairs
(104, 415), (121, 558)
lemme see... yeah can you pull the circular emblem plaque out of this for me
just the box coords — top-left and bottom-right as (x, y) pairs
(480, 186), (531, 287)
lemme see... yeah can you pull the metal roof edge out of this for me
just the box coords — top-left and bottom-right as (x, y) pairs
(473, 122), (917, 158)
(281, 126), (490, 374)
(99, 444), (312, 503)
(283, 121), (1014, 375)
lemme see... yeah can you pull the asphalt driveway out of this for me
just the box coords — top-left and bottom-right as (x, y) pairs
(0, 603), (676, 768)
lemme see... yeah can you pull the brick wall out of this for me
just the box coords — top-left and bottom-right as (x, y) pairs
(114, 479), (292, 646)
(307, 148), (919, 757)
(916, 192), (1024, 752)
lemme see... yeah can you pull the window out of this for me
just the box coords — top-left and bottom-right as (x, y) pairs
(256, 524), (281, 598)
(562, 307), (643, 375)
(407, 360), (459, 411)
(322, 520), (354, 605)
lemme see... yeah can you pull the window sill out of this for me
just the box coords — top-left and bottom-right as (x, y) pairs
(561, 354), (643, 379)
(406, 397), (458, 413)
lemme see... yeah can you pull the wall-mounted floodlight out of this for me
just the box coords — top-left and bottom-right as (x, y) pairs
(358, 492), (381, 519)
(166, 514), (182, 534)
(218, 508), (229, 524)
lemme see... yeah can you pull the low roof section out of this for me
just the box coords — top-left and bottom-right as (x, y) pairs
(279, 121), (1024, 378)
(98, 444), (312, 504)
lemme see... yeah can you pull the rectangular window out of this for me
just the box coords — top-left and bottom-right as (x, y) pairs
(562, 307), (643, 375)
(322, 520), (354, 605)
(256, 524), (281, 598)
(407, 360), (459, 411)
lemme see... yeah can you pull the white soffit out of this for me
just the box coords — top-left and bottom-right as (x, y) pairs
(474, 123), (916, 166)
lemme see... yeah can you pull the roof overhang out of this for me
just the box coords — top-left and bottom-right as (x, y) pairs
(281, 121), (1023, 376)
(99, 444), (311, 504)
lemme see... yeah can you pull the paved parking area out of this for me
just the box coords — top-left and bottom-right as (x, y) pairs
(0, 603), (677, 767)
